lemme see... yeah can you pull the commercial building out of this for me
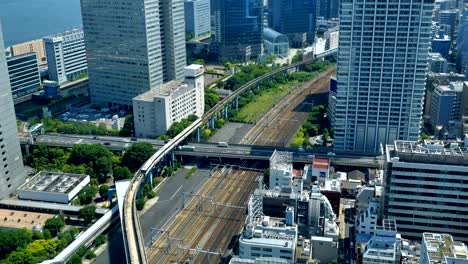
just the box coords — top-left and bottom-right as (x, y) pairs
(457, 6), (468, 79)
(133, 64), (204, 138)
(432, 34), (451, 60)
(184, 0), (211, 39)
(324, 26), (339, 50)
(269, 151), (293, 191)
(239, 215), (297, 262)
(361, 220), (402, 264)
(10, 39), (46, 65)
(212, 0), (263, 61)
(6, 53), (41, 99)
(263, 28), (289, 57)
(18, 172), (90, 204)
(267, 0), (318, 47)
(420, 233), (468, 264)
(428, 52), (448, 73)
(461, 82), (468, 135)
(437, 9), (460, 42)
(429, 81), (464, 130)
(356, 199), (379, 236)
(331, 0), (432, 154)
(0, 25), (26, 198)
(383, 140), (468, 241)
(81, 0), (187, 107)
(44, 29), (87, 85)
(311, 157), (329, 183)
(317, 0), (339, 19)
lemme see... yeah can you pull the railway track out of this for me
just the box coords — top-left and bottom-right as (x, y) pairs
(241, 67), (336, 147)
(147, 166), (260, 263)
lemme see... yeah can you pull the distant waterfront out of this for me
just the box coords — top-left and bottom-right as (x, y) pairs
(0, 0), (82, 47)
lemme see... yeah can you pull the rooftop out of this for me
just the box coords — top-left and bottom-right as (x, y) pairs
(435, 81), (464, 93)
(387, 140), (468, 165)
(423, 233), (468, 263)
(18, 171), (89, 194)
(133, 80), (190, 101)
(312, 157), (329, 170)
(270, 150), (293, 170)
(242, 216), (297, 249)
(323, 179), (341, 192)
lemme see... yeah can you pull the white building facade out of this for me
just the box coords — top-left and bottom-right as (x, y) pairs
(44, 29), (87, 84)
(133, 65), (204, 138)
(269, 151), (293, 191)
(331, 0), (433, 153)
(239, 216), (297, 262)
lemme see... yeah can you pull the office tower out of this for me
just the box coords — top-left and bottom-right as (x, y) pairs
(318, 0), (339, 19)
(44, 29), (87, 85)
(457, 6), (468, 79)
(428, 52), (448, 73)
(384, 140), (468, 241)
(184, 0), (211, 39)
(6, 53), (41, 99)
(268, 0), (318, 47)
(437, 9), (459, 42)
(432, 34), (451, 60)
(429, 81), (464, 131)
(0, 25), (26, 198)
(212, 0), (263, 62)
(81, 0), (187, 107)
(331, 0), (433, 153)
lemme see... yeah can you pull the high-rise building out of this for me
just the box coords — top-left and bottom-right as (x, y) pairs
(268, 0), (318, 47)
(429, 81), (464, 130)
(184, 0), (211, 39)
(384, 140), (468, 241)
(81, 0), (187, 107)
(432, 33), (452, 60)
(44, 29), (87, 85)
(331, 0), (432, 154)
(437, 9), (460, 42)
(457, 6), (468, 79)
(318, 0), (339, 19)
(212, 0), (263, 61)
(6, 53), (41, 99)
(0, 25), (26, 198)
(428, 52), (448, 73)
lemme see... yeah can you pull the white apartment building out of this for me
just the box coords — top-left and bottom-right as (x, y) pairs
(384, 140), (468, 241)
(239, 216), (297, 262)
(362, 220), (402, 264)
(420, 233), (468, 264)
(331, 0), (433, 153)
(133, 65), (204, 138)
(44, 29), (87, 84)
(269, 151), (293, 191)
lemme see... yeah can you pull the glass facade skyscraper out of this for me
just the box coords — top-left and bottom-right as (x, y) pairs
(330, 0), (433, 154)
(268, 0), (318, 45)
(212, 0), (263, 61)
(81, 0), (186, 107)
(0, 25), (26, 198)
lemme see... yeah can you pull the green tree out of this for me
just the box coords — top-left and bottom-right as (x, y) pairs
(78, 205), (96, 224)
(0, 228), (33, 259)
(3, 248), (35, 264)
(193, 59), (205, 65)
(119, 114), (134, 137)
(200, 129), (211, 141)
(156, 134), (171, 141)
(78, 185), (98, 205)
(99, 185), (110, 199)
(94, 235), (107, 247)
(136, 199), (146, 211)
(66, 254), (82, 264)
(68, 144), (113, 181)
(43, 230), (52, 240)
(113, 166), (133, 181)
(43, 217), (65, 237)
(121, 143), (155, 172)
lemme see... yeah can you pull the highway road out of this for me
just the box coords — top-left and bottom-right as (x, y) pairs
(22, 134), (382, 168)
